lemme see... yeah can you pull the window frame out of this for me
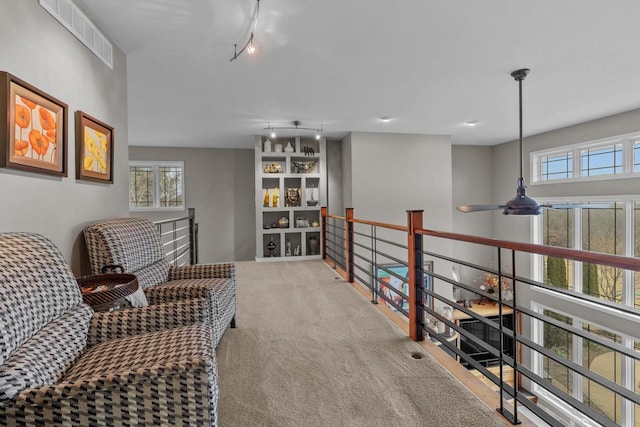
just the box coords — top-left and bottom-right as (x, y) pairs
(129, 161), (185, 212)
(531, 132), (640, 184)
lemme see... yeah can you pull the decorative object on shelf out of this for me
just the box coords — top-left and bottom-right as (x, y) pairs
(274, 143), (283, 153)
(292, 160), (317, 173)
(266, 236), (277, 257)
(278, 217), (289, 228)
(284, 141), (294, 153)
(285, 238), (292, 256)
(441, 306), (454, 337)
(264, 162), (283, 173)
(271, 188), (279, 207)
(295, 217), (309, 228)
(76, 111), (114, 183)
(475, 263), (513, 304)
(0, 71), (68, 177)
(264, 120), (323, 140)
(263, 188), (270, 207)
(308, 236), (318, 255)
(306, 186), (319, 206)
(303, 146), (315, 156)
(311, 220), (319, 227)
(285, 187), (301, 207)
(263, 138), (271, 152)
(293, 245), (301, 256)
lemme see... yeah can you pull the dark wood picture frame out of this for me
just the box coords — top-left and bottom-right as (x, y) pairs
(0, 71), (68, 176)
(76, 111), (114, 183)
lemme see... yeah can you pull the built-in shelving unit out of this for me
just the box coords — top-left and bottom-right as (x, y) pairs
(254, 136), (326, 261)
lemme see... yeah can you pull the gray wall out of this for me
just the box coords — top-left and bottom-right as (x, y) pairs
(346, 131), (454, 302)
(129, 147), (255, 262)
(451, 145), (496, 299)
(326, 140), (344, 215)
(0, 1), (129, 274)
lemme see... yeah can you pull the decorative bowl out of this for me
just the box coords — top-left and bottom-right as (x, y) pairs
(292, 160), (317, 173)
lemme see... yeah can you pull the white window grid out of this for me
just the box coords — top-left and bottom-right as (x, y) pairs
(129, 161), (185, 211)
(531, 133), (640, 184)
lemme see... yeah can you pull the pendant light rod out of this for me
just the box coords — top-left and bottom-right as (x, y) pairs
(510, 68), (529, 180)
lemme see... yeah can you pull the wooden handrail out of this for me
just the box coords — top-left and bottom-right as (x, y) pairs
(350, 218), (409, 232)
(325, 213), (346, 221)
(418, 228), (640, 272)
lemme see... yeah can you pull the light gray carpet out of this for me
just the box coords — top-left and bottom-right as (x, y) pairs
(216, 260), (506, 427)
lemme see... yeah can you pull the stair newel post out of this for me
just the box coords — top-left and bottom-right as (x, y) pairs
(407, 210), (425, 341)
(345, 208), (354, 283)
(321, 207), (327, 260)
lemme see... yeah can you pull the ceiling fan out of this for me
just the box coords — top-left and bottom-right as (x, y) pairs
(457, 68), (608, 215)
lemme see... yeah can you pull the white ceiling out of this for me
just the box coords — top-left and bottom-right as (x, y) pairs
(76, 0), (640, 149)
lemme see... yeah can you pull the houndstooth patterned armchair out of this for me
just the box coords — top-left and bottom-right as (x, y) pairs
(0, 232), (219, 426)
(83, 217), (237, 347)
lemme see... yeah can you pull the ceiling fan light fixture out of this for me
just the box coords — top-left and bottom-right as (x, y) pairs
(502, 178), (542, 215)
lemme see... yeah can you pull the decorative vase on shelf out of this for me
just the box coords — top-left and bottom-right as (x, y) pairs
(263, 189), (270, 207)
(284, 141), (294, 153)
(308, 236), (318, 255)
(264, 139), (272, 152)
(271, 188), (279, 207)
(266, 237), (277, 257)
(285, 238), (292, 256)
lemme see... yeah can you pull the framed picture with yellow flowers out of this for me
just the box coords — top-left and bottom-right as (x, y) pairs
(76, 111), (113, 183)
(0, 71), (68, 176)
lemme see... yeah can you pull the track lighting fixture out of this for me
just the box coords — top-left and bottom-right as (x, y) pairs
(230, 0), (260, 62)
(264, 121), (323, 139)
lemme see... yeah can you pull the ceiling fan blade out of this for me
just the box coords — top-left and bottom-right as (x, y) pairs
(456, 204), (504, 213)
(541, 203), (615, 210)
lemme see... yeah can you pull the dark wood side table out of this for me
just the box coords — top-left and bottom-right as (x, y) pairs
(77, 273), (139, 312)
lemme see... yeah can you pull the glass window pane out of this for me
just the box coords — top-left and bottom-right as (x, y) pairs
(634, 141), (640, 173)
(581, 144), (623, 177)
(582, 323), (623, 425)
(582, 203), (623, 303)
(129, 166), (154, 208)
(159, 166), (183, 208)
(543, 208), (574, 290)
(540, 152), (572, 181)
(543, 310), (573, 394)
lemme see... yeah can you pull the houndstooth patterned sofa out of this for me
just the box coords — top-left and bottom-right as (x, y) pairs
(83, 217), (237, 347)
(0, 232), (219, 426)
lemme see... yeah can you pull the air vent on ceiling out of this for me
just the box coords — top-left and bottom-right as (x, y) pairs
(39, 0), (113, 69)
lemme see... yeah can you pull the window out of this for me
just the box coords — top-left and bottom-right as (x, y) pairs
(531, 133), (640, 183)
(539, 152), (573, 181)
(129, 161), (184, 210)
(539, 307), (634, 426)
(581, 144), (623, 177)
(538, 201), (634, 307)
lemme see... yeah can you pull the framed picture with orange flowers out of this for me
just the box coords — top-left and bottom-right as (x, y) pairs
(76, 111), (114, 183)
(0, 71), (68, 176)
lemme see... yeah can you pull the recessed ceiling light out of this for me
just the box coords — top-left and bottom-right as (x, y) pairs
(379, 116), (393, 122)
(464, 121), (479, 127)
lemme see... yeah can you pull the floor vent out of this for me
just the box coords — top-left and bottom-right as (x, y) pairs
(39, 0), (113, 69)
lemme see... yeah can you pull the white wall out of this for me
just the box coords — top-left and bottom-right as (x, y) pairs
(0, 1), (129, 274)
(129, 147), (255, 262)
